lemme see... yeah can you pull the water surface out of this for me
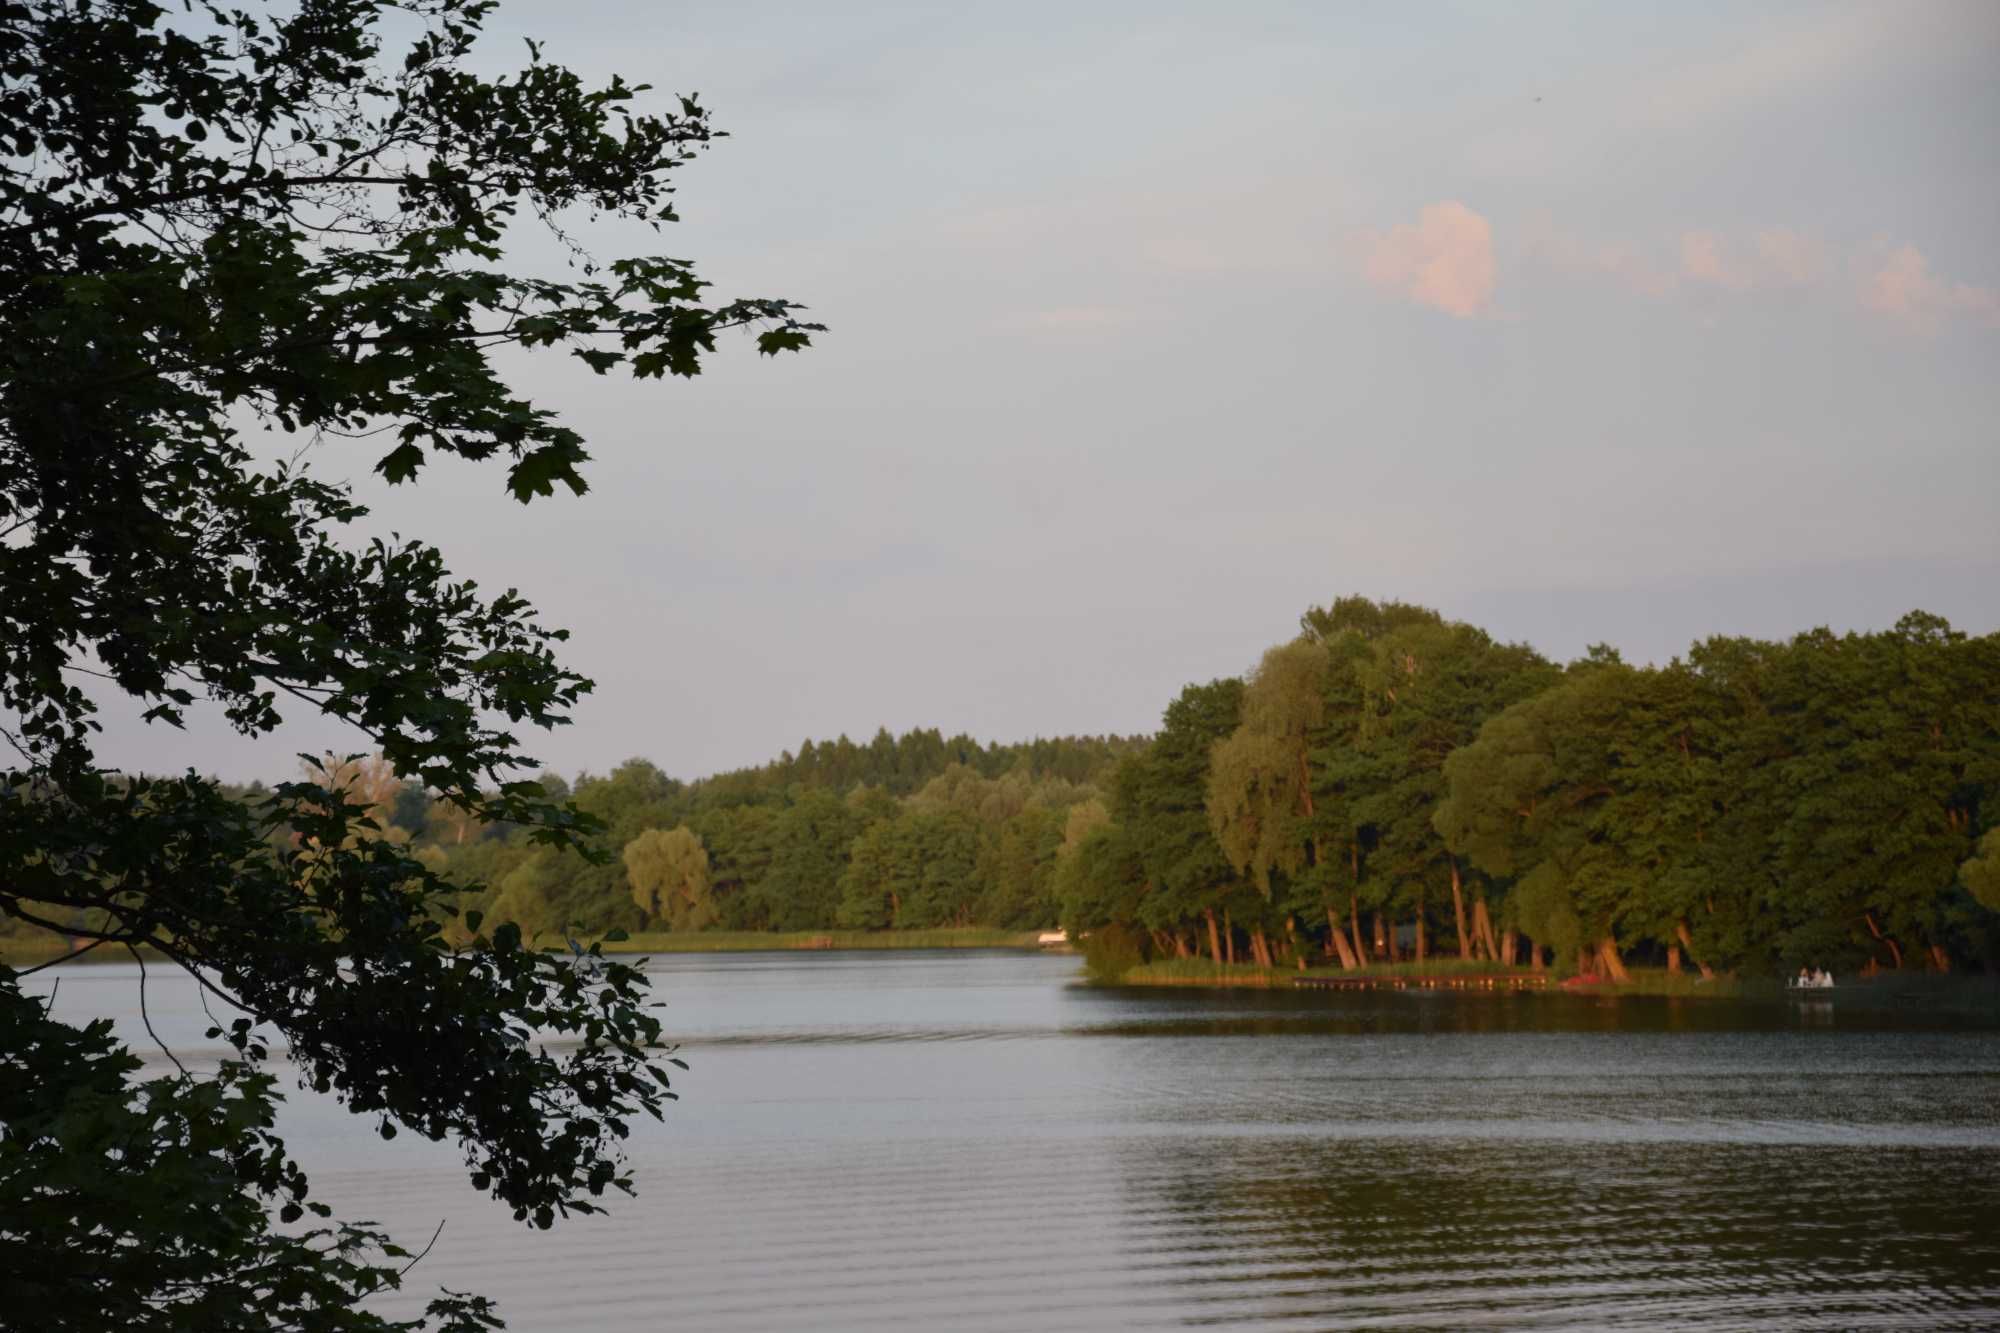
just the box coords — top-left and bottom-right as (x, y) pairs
(37, 952), (2000, 1329)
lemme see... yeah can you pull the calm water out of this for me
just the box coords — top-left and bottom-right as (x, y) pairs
(34, 952), (2000, 1330)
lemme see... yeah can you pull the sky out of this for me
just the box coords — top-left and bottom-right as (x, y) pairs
(94, 0), (2000, 783)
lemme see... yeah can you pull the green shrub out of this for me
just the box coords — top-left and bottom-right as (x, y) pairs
(1083, 922), (1151, 982)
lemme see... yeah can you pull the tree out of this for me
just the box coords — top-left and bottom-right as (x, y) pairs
(490, 848), (565, 939)
(1118, 679), (1244, 962)
(301, 751), (414, 844)
(623, 827), (714, 932)
(836, 817), (908, 929)
(1208, 640), (1327, 899)
(1962, 828), (2000, 912)
(1, 2), (810, 1325)
(754, 789), (863, 930)
(1208, 640), (1332, 967)
(1344, 619), (1557, 963)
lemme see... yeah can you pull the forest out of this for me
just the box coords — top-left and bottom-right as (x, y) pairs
(14, 598), (1995, 979)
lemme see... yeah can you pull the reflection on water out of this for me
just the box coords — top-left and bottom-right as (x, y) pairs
(30, 952), (2000, 1330)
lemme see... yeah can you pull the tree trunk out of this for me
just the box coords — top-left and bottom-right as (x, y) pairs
(1596, 937), (1630, 984)
(1327, 909), (1357, 969)
(1497, 928), (1516, 969)
(1472, 897), (1498, 961)
(1250, 928), (1272, 969)
(1175, 930), (1192, 959)
(1929, 943), (1950, 973)
(1205, 909), (1222, 964)
(1224, 911), (1235, 966)
(1675, 921), (1714, 981)
(1864, 913), (1902, 969)
(1350, 894), (1366, 969)
(1286, 917), (1307, 971)
(1666, 944), (1682, 975)
(1528, 939), (1544, 972)
(1380, 913), (1398, 963)
(1414, 909), (1426, 965)
(1449, 858), (1471, 961)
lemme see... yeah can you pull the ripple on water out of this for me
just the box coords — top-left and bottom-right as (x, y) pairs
(36, 955), (1998, 1330)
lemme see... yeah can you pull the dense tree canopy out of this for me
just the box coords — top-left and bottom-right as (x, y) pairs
(0, 1), (813, 1325)
(24, 604), (1985, 1000)
(1052, 600), (1996, 982)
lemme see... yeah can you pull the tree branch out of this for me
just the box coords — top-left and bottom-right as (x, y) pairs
(129, 943), (189, 1078)
(12, 936), (107, 975)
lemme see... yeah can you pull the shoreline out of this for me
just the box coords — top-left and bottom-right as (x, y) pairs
(1116, 958), (1745, 997)
(0, 927), (1057, 969)
(1113, 960), (2000, 1014)
(586, 928), (1052, 955)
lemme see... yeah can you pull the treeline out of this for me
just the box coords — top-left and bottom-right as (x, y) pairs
(1059, 599), (2000, 978)
(18, 601), (1993, 979)
(295, 729), (1147, 943)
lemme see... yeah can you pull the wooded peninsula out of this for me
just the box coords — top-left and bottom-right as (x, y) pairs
(16, 597), (1996, 982)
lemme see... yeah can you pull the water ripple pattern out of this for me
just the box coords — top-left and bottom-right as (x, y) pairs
(33, 951), (2000, 1330)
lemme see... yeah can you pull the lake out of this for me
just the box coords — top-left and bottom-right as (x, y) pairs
(33, 951), (2000, 1330)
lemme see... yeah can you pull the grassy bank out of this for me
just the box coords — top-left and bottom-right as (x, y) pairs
(1117, 957), (1746, 998)
(0, 936), (96, 970)
(585, 927), (1047, 954)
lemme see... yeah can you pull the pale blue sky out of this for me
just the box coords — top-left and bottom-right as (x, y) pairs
(97, 1), (2000, 781)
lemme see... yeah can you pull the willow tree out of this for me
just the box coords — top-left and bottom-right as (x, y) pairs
(1, 2), (807, 1325)
(1207, 639), (1350, 968)
(624, 827), (715, 932)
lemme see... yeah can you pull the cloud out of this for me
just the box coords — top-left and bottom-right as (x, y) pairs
(1679, 231), (1743, 291)
(1526, 223), (1678, 299)
(1363, 201), (1496, 318)
(1860, 245), (1999, 331)
(1681, 227), (1826, 291)
(1753, 228), (1825, 287)
(1561, 227), (1995, 332)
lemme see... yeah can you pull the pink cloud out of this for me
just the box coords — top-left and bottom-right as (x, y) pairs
(1860, 245), (1999, 331)
(1363, 201), (1496, 318)
(1680, 228), (1825, 291)
(1680, 231), (1746, 291)
(1753, 228), (1824, 286)
(1522, 221), (1676, 299)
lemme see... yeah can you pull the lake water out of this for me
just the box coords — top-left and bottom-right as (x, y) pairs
(33, 951), (2000, 1330)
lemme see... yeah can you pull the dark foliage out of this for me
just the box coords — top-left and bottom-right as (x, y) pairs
(1, 1), (804, 1324)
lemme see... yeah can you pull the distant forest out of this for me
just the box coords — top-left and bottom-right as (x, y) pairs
(16, 598), (1997, 977)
